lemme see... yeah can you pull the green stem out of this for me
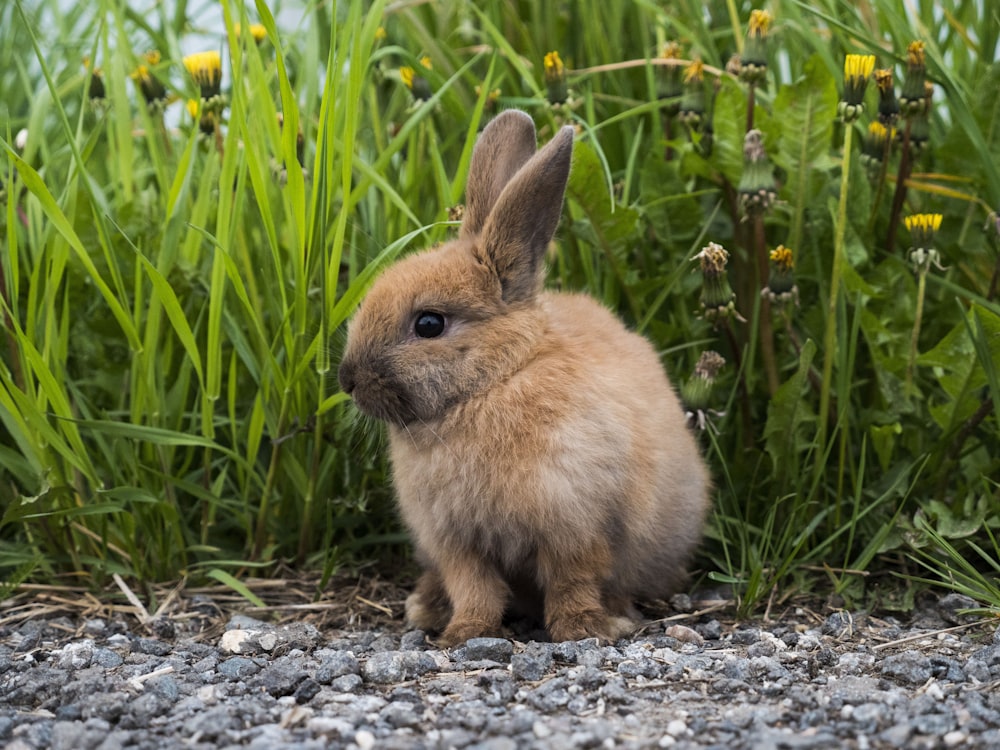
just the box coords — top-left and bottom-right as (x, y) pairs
(816, 122), (855, 484)
(906, 267), (927, 394)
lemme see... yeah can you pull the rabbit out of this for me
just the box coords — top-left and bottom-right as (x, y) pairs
(338, 109), (711, 646)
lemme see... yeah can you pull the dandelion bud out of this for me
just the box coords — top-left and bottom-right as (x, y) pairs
(861, 121), (893, 172)
(682, 351), (726, 411)
(678, 60), (706, 129)
(838, 54), (875, 122)
(83, 58), (105, 104)
(658, 42), (684, 117)
(739, 10), (772, 85)
(133, 51), (169, 112)
(738, 129), (777, 216)
(695, 242), (741, 324)
(762, 245), (799, 305)
(898, 41), (927, 116)
(544, 50), (568, 105)
(874, 68), (898, 125)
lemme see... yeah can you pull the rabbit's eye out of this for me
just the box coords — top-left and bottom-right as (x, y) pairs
(414, 311), (446, 338)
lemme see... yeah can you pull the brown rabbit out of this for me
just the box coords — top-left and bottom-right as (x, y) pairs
(338, 110), (710, 646)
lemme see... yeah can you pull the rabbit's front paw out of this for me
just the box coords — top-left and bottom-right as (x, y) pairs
(438, 618), (498, 648)
(549, 610), (627, 644)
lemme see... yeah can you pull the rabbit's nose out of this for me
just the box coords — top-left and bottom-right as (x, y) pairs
(338, 359), (356, 395)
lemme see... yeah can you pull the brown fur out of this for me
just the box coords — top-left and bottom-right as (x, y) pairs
(338, 110), (711, 646)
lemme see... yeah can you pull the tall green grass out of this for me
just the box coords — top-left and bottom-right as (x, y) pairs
(1, 0), (998, 612)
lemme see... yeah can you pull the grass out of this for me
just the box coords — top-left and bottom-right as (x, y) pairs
(1, 0), (998, 615)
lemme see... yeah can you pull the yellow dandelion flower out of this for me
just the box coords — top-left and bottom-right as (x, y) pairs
(419, 55), (432, 70)
(906, 41), (925, 67)
(748, 9), (772, 38)
(839, 54), (875, 121)
(683, 59), (704, 84)
(399, 66), (415, 90)
(235, 23), (267, 44)
(904, 213), (942, 234)
(375, 26), (387, 41)
(661, 41), (681, 60)
(543, 51), (568, 104)
(769, 245), (794, 271)
(184, 51), (222, 101)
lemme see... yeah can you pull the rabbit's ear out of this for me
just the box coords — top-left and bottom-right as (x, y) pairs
(479, 125), (574, 304)
(461, 110), (539, 239)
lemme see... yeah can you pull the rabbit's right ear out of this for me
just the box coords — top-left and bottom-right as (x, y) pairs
(460, 110), (539, 239)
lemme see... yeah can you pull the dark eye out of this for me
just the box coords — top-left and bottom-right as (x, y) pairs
(414, 311), (446, 338)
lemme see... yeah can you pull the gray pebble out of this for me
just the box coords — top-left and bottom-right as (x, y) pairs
(511, 645), (553, 681)
(881, 649), (934, 685)
(463, 637), (514, 663)
(316, 651), (360, 682)
(362, 651), (437, 684)
(218, 656), (261, 679)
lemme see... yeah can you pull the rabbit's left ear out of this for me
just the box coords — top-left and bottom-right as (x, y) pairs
(461, 110), (539, 239)
(478, 125), (574, 305)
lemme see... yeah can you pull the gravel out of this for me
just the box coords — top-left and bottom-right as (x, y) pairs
(2, 593), (999, 749)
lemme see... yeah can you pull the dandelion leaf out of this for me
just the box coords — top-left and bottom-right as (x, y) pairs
(773, 55), (838, 205)
(566, 138), (638, 247)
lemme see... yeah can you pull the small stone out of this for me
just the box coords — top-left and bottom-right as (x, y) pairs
(821, 611), (855, 638)
(135, 638), (172, 657)
(362, 651), (437, 684)
(665, 718), (687, 737)
(697, 620), (723, 640)
(669, 593), (693, 612)
(463, 638), (514, 663)
(57, 641), (94, 669)
(219, 629), (256, 654)
(511, 645), (553, 681)
(400, 630), (428, 650)
(293, 678), (321, 704)
(355, 729), (376, 750)
(316, 651), (360, 682)
(256, 633), (278, 651)
(943, 731), (967, 746)
(881, 649), (934, 685)
(218, 656), (261, 680)
(93, 648), (124, 669)
(731, 628), (760, 645)
(330, 673), (363, 692)
(663, 625), (703, 645)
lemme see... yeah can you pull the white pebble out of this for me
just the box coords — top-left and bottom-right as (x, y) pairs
(354, 729), (376, 750)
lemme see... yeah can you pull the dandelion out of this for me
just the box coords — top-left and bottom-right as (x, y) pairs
(399, 56), (433, 101)
(658, 42), (684, 117)
(544, 50), (568, 105)
(898, 41), (927, 116)
(375, 26), (387, 42)
(904, 213), (945, 392)
(738, 129), (776, 216)
(133, 51), (169, 111)
(762, 245), (798, 305)
(739, 9), (772, 85)
(83, 57), (105, 104)
(235, 23), (267, 45)
(186, 99), (217, 137)
(682, 351), (727, 432)
(861, 121), (893, 171)
(838, 53), (875, 122)
(184, 51), (223, 109)
(905, 213), (945, 272)
(874, 68), (898, 125)
(678, 59), (706, 128)
(695, 242), (742, 325)
(475, 84), (502, 114)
